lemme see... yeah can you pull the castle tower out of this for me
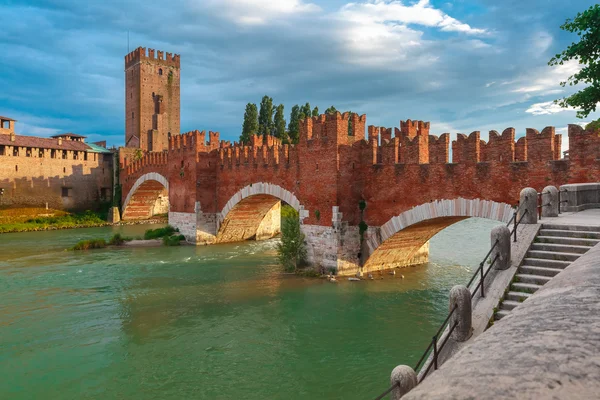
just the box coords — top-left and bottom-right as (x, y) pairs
(125, 47), (181, 152)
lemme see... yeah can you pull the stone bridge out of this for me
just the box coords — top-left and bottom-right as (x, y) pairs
(120, 112), (600, 276)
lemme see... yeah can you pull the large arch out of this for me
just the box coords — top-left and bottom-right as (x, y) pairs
(216, 183), (302, 244)
(362, 198), (513, 273)
(122, 173), (169, 220)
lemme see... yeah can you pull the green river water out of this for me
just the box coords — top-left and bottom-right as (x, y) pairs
(0, 218), (501, 399)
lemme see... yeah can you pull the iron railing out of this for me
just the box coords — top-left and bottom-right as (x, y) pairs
(372, 198), (530, 400)
(558, 189), (568, 214)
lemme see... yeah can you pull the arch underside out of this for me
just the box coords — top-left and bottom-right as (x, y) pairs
(122, 180), (169, 220)
(216, 194), (281, 243)
(363, 216), (468, 273)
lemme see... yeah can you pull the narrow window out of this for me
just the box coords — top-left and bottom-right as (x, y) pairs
(132, 112), (134, 119)
(84, 152), (88, 161)
(13, 147), (18, 156)
(0, 145), (5, 156)
(50, 149), (56, 159)
(39, 149), (44, 158)
(316, 163), (319, 171)
(159, 68), (163, 76)
(63, 167), (66, 173)
(61, 187), (72, 198)
(15, 165), (18, 172)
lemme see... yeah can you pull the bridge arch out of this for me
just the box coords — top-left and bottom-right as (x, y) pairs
(362, 198), (514, 273)
(122, 172), (169, 220)
(216, 183), (303, 243)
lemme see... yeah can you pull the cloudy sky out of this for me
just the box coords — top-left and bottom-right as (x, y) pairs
(1, 0), (598, 150)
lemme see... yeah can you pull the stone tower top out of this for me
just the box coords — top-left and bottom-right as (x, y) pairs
(0, 116), (16, 135)
(125, 47), (181, 152)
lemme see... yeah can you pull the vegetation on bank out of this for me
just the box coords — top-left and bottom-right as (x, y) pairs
(71, 238), (108, 250)
(71, 227), (185, 251)
(0, 208), (109, 233)
(277, 205), (308, 273)
(144, 225), (178, 240)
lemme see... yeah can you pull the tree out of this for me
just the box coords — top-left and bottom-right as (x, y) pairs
(240, 103), (258, 144)
(325, 106), (338, 114)
(258, 95), (274, 136)
(277, 207), (307, 272)
(274, 104), (287, 141)
(312, 106), (319, 117)
(288, 105), (301, 144)
(301, 102), (312, 119)
(549, 4), (600, 120)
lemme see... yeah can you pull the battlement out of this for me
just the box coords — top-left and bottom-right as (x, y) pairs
(168, 130), (221, 153)
(217, 139), (294, 167)
(299, 112), (367, 144)
(125, 46), (181, 69)
(400, 119), (430, 139)
(124, 151), (168, 176)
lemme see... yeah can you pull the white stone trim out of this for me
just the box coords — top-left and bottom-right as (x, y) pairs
(122, 172), (169, 213)
(367, 198), (514, 253)
(220, 183), (302, 220)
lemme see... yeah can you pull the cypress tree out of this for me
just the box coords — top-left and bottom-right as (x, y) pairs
(274, 104), (287, 141)
(302, 103), (311, 119)
(312, 106), (319, 117)
(288, 105), (301, 144)
(240, 103), (258, 144)
(258, 95), (274, 136)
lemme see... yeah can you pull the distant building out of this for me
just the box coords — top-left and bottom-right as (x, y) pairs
(0, 117), (113, 210)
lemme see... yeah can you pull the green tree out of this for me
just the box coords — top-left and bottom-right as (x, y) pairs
(288, 104), (301, 144)
(277, 207), (307, 272)
(312, 106), (319, 117)
(302, 102), (312, 119)
(258, 95), (274, 136)
(347, 111), (354, 136)
(325, 106), (338, 114)
(549, 4), (600, 120)
(274, 104), (287, 141)
(240, 103), (258, 144)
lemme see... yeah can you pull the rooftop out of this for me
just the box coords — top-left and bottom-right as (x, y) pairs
(51, 132), (87, 139)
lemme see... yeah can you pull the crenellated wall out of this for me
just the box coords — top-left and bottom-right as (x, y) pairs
(120, 112), (600, 274)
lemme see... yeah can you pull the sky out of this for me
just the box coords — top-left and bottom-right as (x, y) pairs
(1, 0), (598, 151)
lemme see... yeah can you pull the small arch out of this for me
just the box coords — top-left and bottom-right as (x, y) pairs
(158, 68), (163, 76)
(122, 172), (170, 219)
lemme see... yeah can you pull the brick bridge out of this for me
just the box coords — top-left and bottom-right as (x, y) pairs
(120, 112), (600, 276)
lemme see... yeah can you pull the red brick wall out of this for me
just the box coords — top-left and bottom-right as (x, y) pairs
(121, 113), (600, 229)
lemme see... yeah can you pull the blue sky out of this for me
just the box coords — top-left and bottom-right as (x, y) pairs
(1, 0), (598, 150)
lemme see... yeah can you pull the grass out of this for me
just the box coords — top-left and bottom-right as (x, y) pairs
(71, 238), (107, 250)
(144, 225), (178, 240)
(108, 233), (133, 245)
(0, 208), (107, 233)
(162, 234), (186, 246)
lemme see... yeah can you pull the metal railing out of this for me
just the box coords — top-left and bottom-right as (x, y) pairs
(558, 189), (568, 214)
(372, 198), (530, 400)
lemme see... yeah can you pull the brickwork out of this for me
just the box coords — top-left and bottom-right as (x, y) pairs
(125, 47), (180, 151)
(121, 112), (600, 275)
(0, 128), (113, 210)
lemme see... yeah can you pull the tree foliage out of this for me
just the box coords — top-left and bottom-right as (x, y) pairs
(274, 104), (287, 142)
(312, 106), (319, 117)
(258, 95), (274, 136)
(277, 206), (307, 272)
(325, 106), (338, 114)
(288, 104), (301, 144)
(240, 103), (258, 144)
(301, 103), (312, 120)
(549, 4), (600, 119)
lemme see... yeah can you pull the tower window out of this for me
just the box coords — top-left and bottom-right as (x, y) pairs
(132, 112), (134, 119)
(158, 68), (163, 76)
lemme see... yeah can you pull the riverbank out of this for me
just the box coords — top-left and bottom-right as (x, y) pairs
(0, 207), (166, 234)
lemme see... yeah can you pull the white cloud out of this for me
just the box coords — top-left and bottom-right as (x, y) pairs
(512, 59), (580, 94)
(199, 0), (320, 25)
(339, 0), (487, 35)
(525, 101), (575, 116)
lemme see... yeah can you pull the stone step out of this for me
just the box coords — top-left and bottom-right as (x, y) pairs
(526, 250), (580, 262)
(539, 229), (600, 239)
(511, 282), (543, 293)
(515, 273), (552, 286)
(500, 300), (521, 311)
(530, 242), (592, 254)
(535, 236), (600, 246)
(506, 291), (532, 302)
(541, 224), (600, 233)
(495, 309), (511, 320)
(522, 258), (571, 269)
(519, 265), (562, 277)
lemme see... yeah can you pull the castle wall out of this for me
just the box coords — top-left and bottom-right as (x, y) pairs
(0, 147), (112, 210)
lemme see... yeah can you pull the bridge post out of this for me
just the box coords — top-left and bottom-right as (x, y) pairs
(519, 187), (538, 224)
(449, 285), (472, 342)
(491, 225), (511, 270)
(390, 365), (418, 400)
(542, 185), (559, 217)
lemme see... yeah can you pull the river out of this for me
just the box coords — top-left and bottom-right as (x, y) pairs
(0, 218), (501, 399)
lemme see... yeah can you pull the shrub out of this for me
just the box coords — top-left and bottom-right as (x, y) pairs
(72, 238), (107, 251)
(163, 234), (186, 246)
(108, 233), (132, 245)
(277, 215), (307, 272)
(144, 225), (177, 240)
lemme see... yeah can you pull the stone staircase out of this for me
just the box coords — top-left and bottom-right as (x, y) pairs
(495, 223), (600, 320)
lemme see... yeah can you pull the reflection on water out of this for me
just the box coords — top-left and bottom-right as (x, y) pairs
(0, 218), (501, 400)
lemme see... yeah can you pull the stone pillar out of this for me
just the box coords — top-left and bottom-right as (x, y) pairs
(107, 206), (121, 224)
(519, 187), (538, 224)
(449, 285), (472, 342)
(390, 365), (418, 400)
(491, 225), (511, 270)
(542, 186), (559, 217)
